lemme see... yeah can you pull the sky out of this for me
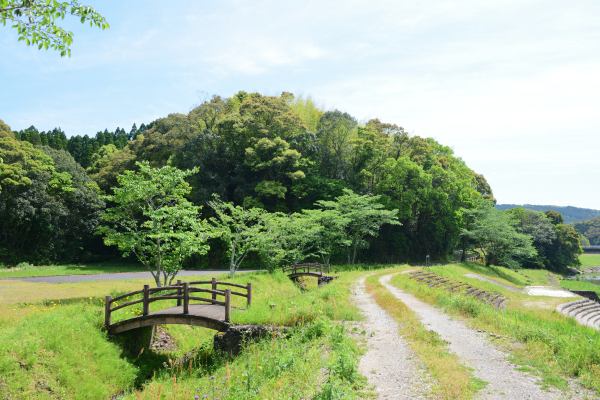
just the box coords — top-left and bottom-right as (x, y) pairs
(1, 0), (599, 209)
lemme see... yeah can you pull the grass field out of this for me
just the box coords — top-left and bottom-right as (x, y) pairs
(0, 269), (369, 399)
(3, 262), (600, 399)
(0, 261), (144, 278)
(580, 254), (600, 268)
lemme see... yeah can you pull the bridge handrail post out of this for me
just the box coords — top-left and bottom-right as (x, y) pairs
(224, 289), (231, 322)
(246, 283), (252, 307)
(183, 282), (189, 314)
(176, 280), (182, 306)
(211, 277), (217, 304)
(143, 285), (150, 316)
(104, 295), (112, 328)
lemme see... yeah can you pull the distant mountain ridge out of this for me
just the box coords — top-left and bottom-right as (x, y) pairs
(496, 204), (600, 224)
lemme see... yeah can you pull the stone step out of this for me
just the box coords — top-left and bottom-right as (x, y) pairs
(571, 302), (600, 319)
(579, 308), (600, 325)
(587, 312), (600, 327)
(558, 299), (592, 314)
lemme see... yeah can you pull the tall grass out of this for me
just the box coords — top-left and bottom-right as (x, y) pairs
(127, 320), (367, 399)
(0, 301), (138, 399)
(0, 270), (366, 399)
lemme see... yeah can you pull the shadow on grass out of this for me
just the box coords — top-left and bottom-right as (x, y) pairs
(458, 262), (526, 286)
(110, 327), (229, 388)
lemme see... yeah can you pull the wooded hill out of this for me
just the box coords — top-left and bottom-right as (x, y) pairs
(497, 204), (600, 224)
(1, 92), (494, 265)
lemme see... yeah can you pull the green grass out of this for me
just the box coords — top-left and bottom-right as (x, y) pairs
(580, 254), (600, 269)
(0, 260), (144, 278)
(0, 300), (138, 399)
(390, 268), (600, 394)
(560, 279), (600, 297)
(0, 270), (368, 399)
(127, 320), (367, 399)
(365, 270), (483, 399)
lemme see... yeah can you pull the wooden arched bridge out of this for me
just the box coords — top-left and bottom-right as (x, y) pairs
(104, 278), (251, 335)
(283, 263), (336, 286)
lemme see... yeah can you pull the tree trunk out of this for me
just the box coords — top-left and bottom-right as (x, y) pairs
(150, 270), (161, 287)
(229, 241), (236, 277)
(351, 243), (358, 264)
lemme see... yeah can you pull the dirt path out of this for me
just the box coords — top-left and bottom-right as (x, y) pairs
(380, 274), (590, 400)
(353, 276), (433, 399)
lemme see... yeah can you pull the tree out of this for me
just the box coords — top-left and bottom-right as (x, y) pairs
(255, 211), (321, 269)
(507, 207), (557, 268)
(98, 162), (211, 287)
(300, 208), (350, 266)
(461, 203), (537, 268)
(0, 0), (109, 56)
(546, 224), (581, 271)
(575, 217), (600, 246)
(0, 127), (104, 263)
(508, 208), (582, 271)
(207, 195), (265, 277)
(317, 189), (400, 263)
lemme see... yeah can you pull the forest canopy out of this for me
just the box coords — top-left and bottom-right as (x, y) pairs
(3, 91), (579, 270)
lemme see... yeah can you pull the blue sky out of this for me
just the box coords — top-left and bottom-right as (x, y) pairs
(1, 0), (599, 208)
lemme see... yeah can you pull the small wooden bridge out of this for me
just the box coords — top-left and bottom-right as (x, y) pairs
(104, 278), (251, 334)
(283, 263), (336, 286)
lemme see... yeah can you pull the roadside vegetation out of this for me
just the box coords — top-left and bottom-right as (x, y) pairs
(0, 270), (369, 399)
(389, 265), (600, 393)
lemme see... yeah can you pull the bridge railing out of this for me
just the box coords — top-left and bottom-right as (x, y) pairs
(282, 262), (328, 276)
(104, 279), (252, 329)
(183, 278), (252, 308)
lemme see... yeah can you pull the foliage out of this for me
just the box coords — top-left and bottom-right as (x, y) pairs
(575, 217), (600, 246)
(98, 162), (211, 286)
(0, 0), (109, 56)
(300, 208), (350, 266)
(461, 203), (537, 268)
(317, 189), (400, 263)
(207, 195), (266, 276)
(10, 91), (494, 264)
(0, 131), (104, 263)
(254, 211), (322, 270)
(497, 204), (600, 224)
(506, 207), (582, 270)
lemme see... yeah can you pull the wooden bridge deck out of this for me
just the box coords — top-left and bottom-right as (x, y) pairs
(105, 278), (252, 335)
(283, 263), (336, 286)
(108, 304), (229, 334)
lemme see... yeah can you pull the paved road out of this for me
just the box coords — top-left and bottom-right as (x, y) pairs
(3, 269), (258, 283)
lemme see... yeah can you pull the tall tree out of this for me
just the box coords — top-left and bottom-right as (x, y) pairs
(317, 189), (400, 263)
(0, 0), (108, 56)
(207, 195), (265, 277)
(300, 208), (350, 266)
(98, 162), (211, 286)
(461, 203), (537, 268)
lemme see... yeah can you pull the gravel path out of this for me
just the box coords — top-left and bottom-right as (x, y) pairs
(3, 269), (257, 283)
(353, 276), (433, 399)
(380, 274), (588, 400)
